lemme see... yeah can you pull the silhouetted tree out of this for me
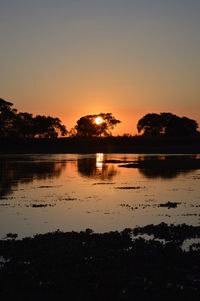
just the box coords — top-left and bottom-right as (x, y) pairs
(163, 115), (198, 136)
(0, 98), (67, 138)
(74, 113), (120, 137)
(68, 127), (78, 137)
(137, 113), (198, 136)
(33, 115), (67, 138)
(0, 98), (17, 137)
(137, 113), (163, 136)
(15, 112), (35, 138)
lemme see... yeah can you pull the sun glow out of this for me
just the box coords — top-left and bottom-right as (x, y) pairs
(95, 117), (103, 125)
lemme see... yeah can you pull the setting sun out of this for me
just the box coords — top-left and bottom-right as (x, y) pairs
(95, 117), (103, 125)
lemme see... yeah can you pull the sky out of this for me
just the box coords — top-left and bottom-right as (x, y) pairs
(0, 0), (200, 134)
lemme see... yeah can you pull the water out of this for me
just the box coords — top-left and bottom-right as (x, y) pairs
(1, 153), (200, 238)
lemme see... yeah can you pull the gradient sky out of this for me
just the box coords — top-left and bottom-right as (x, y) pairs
(0, 0), (200, 134)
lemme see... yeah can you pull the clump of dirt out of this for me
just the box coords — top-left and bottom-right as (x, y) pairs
(158, 201), (180, 208)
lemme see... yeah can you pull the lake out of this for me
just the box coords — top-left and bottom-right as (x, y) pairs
(1, 153), (200, 238)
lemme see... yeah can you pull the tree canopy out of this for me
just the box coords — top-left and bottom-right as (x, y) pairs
(0, 98), (17, 137)
(137, 113), (198, 137)
(74, 113), (121, 137)
(0, 98), (67, 138)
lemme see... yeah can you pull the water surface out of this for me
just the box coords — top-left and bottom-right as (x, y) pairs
(1, 153), (200, 237)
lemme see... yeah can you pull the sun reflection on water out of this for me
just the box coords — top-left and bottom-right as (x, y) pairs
(96, 153), (103, 170)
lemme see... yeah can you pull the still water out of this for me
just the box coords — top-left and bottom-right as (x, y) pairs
(1, 154), (200, 237)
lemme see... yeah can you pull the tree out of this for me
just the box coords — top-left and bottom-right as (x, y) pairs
(137, 112), (199, 137)
(74, 113), (121, 137)
(0, 98), (18, 137)
(15, 112), (35, 138)
(0, 98), (68, 138)
(164, 115), (198, 136)
(33, 115), (67, 138)
(137, 113), (163, 136)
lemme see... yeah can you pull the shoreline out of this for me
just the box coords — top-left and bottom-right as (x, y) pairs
(1, 137), (200, 154)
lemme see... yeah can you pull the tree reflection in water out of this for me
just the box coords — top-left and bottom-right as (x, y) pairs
(121, 155), (200, 179)
(1, 154), (199, 199)
(77, 153), (118, 180)
(0, 156), (66, 198)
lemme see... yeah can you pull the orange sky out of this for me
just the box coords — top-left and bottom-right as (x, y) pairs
(0, 1), (199, 134)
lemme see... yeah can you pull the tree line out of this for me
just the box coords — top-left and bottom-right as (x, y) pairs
(0, 98), (199, 138)
(0, 98), (67, 138)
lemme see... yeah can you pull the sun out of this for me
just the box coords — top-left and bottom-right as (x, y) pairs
(95, 117), (103, 125)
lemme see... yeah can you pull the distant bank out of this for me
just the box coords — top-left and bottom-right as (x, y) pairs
(1, 136), (200, 154)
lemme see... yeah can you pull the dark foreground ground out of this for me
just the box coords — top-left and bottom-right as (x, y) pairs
(1, 223), (200, 300)
(1, 136), (200, 153)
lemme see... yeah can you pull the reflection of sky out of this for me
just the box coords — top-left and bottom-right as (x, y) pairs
(1, 154), (200, 237)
